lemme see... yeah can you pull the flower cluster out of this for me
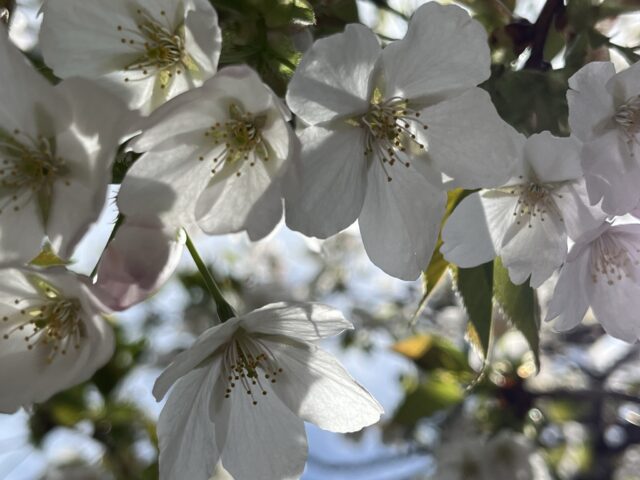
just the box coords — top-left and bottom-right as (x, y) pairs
(2, 0), (640, 478)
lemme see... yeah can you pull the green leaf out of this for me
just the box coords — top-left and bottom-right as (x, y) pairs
(482, 67), (570, 135)
(493, 257), (540, 369)
(312, 0), (359, 35)
(393, 372), (465, 425)
(392, 334), (469, 373)
(454, 262), (494, 358)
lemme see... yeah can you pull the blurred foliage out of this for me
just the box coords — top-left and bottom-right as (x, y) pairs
(211, 0), (359, 95)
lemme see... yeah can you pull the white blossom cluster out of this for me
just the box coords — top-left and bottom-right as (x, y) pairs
(0, 0), (639, 478)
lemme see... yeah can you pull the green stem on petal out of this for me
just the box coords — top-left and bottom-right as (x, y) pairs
(185, 234), (236, 323)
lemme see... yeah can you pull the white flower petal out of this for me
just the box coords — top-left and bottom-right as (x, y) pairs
(129, 94), (225, 153)
(286, 24), (379, 125)
(0, 201), (44, 267)
(500, 212), (566, 288)
(441, 192), (501, 268)
(48, 78), (131, 259)
(381, 2), (489, 102)
(567, 61), (616, 141)
(524, 132), (583, 183)
(358, 159), (447, 280)
(194, 150), (284, 237)
(152, 318), (240, 401)
(93, 217), (184, 311)
(285, 125), (368, 238)
(0, 25), (68, 136)
(590, 269), (640, 341)
(240, 302), (353, 341)
(606, 59), (640, 104)
(418, 88), (519, 188)
(40, 0), (143, 77)
(265, 339), (383, 432)
(157, 363), (220, 480)
(244, 180), (285, 241)
(182, 1), (222, 78)
(553, 180), (606, 241)
(546, 245), (590, 331)
(218, 383), (308, 480)
(582, 130), (640, 215)
(118, 138), (214, 235)
(589, 225), (640, 341)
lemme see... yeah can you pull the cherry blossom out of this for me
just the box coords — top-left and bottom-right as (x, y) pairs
(0, 267), (114, 413)
(567, 60), (640, 215)
(118, 65), (297, 241)
(40, 0), (221, 114)
(284, 2), (518, 280)
(547, 222), (640, 342)
(441, 132), (605, 287)
(0, 29), (131, 266)
(153, 302), (383, 480)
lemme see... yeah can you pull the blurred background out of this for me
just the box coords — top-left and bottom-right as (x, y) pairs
(1, 0), (640, 479)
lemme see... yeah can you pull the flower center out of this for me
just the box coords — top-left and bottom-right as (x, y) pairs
(221, 332), (282, 406)
(590, 233), (640, 285)
(359, 95), (428, 182)
(614, 95), (640, 154)
(496, 180), (564, 228)
(198, 103), (270, 178)
(0, 129), (69, 216)
(118, 7), (194, 89)
(2, 281), (85, 364)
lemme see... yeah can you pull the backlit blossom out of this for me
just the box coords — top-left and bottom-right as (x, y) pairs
(153, 303), (383, 480)
(285, 2), (518, 280)
(118, 65), (297, 241)
(441, 132), (605, 287)
(0, 29), (131, 265)
(40, 0), (222, 114)
(0, 267), (114, 413)
(567, 60), (640, 214)
(547, 222), (640, 342)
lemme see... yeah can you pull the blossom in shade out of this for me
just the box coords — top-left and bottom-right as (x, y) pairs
(0, 28), (132, 265)
(118, 65), (297, 241)
(153, 302), (383, 480)
(567, 60), (640, 214)
(0, 267), (114, 413)
(547, 222), (640, 342)
(284, 2), (519, 280)
(40, 0), (222, 114)
(441, 132), (605, 287)
(92, 215), (185, 311)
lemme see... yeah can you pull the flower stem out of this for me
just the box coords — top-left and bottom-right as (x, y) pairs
(185, 234), (236, 323)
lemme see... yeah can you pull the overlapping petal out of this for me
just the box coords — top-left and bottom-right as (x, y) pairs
(359, 158), (446, 280)
(285, 126), (368, 238)
(286, 24), (379, 125)
(381, 2), (490, 102)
